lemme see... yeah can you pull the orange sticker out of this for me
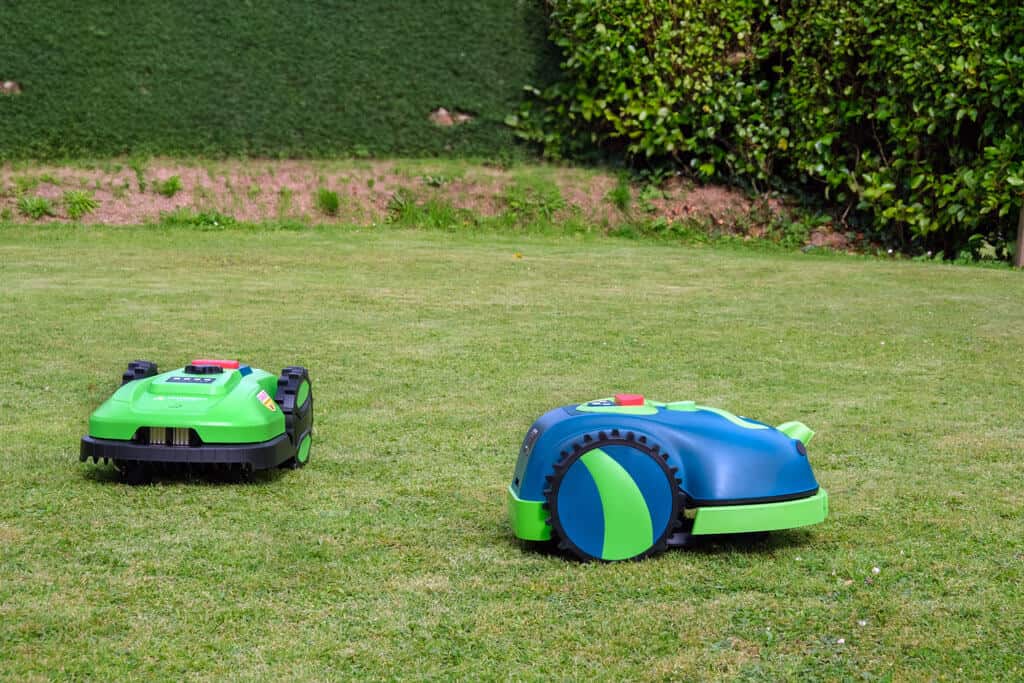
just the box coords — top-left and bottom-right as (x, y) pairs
(257, 390), (277, 411)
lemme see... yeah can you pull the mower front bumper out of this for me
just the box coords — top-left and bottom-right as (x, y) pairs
(507, 485), (552, 541)
(691, 488), (829, 535)
(508, 485), (828, 541)
(80, 433), (294, 470)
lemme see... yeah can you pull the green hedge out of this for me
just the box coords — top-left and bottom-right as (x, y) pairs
(0, 1), (557, 159)
(511, 0), (1024, 258)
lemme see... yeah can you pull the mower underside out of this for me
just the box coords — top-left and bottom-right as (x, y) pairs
(80, 433), (294, 471)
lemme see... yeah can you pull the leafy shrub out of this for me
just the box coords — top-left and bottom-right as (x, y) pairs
(17, 196), (55, 219)
(513, 0), (1024, 258)
(315, 188), (340, 216)
(155, 175), (183, 197)
(63, 190), (99, 219)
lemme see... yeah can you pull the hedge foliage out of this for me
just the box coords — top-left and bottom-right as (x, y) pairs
(0, 1), (557, 160)
(511, 0), (1024, 257)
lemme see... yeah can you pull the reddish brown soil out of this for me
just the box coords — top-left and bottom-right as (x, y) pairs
(0, 159), (845, 249)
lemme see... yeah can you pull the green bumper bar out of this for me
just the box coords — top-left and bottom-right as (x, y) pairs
(507, 485), (551, 541)
(508, 485), (828, 540)
(691, 488), (829, 535)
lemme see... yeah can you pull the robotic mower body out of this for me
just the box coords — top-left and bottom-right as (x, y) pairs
(81, 360), (312, 479)
(509, 394), (828, 561)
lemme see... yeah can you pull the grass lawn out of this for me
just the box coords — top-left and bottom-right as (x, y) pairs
(1, 223), (1022, 680)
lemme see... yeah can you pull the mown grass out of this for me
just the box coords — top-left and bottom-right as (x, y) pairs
(0, 224), (1021, 680)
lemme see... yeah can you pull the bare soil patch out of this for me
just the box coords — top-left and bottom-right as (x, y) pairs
(0, 159), (843, 248)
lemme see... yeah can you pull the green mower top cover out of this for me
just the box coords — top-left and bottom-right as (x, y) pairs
(81, 360), (313, 474)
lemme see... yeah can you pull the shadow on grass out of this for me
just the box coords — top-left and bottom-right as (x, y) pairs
(81, 463), (290, 487)
(514, 529), (814, 562)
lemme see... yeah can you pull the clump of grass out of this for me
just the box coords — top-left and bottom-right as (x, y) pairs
(0, 207), (12, 221)
(386, 189), (475, 230)
(315, 188), (340, 216)
(421, 174), (453, 188)
(607, 175), (632, 213)
(386, 188), (418, 223)
(247, 184), (262, 200)
(128, 157), (148, 192)
(13, 175), (40, 195)
(638, 184), (665, 213)
(277, 188), (294, 218)
(155, 175), (183, 197)
(17, 195), (55, 219)
(63, 190), (100, 220)
(159, 208), (235, 228)
(503, 178), (566, 223)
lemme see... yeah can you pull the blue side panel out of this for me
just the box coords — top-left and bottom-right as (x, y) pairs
(555, 459), (605, 559)
(514, 403), (819, 507)
(602, 445), (673, 543)
(657, 410), (818, 502)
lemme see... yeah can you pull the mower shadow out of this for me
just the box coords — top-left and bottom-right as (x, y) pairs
(81, 465), (290, 486)
(678, 529), (814, 556)
(515, 528), (813, 562)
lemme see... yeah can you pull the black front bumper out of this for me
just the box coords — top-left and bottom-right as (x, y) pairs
(80, 433), (294, 470)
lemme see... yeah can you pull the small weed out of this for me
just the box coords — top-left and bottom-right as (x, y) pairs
(17, 195), (55, 219)
(112, 180), (130, 199)
(421, 174), (453, 188)
(13, 175), (40, 195)
(192, 186), (215, 205)
(155, 175), (183, 197)
(503, 179), (565, 223)
(315, 188), (340, 216)
(1, 207), (12, 221)
(386, 188), (418, 222)
(128, 157), (148, 192)
(386, 189), (475, 230)
(63, 190), (99, 220)
(367, 178), (376, 190)
(39, 173), (59, 185)
(277, 188), (293, 218)
(159, 208), (235, 228)
(247, 184), (261, 200)
(639, 184), (666, 213)
(607, 175), (632, 213)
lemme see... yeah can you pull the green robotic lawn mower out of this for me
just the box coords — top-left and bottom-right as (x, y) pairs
(81, 359), (313, 483)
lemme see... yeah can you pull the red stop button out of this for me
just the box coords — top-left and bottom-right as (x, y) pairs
(191, 359), (240, 369)
(614, 393), (645, 406)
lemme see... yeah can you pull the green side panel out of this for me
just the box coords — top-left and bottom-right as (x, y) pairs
(665, 401), (768, 430)
(507, 485), (551, 541)
(691, 489), (829, 535)
(296, 434), (312, 464)
(776, 421), (815, 445)
(296, 381), (310, 409)
(580, 449), (654, 561)
(575, 398), (658, 416)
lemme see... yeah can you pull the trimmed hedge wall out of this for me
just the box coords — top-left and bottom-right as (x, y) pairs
(0, 1), (557, 159)
(511, 0), (1024, 257)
